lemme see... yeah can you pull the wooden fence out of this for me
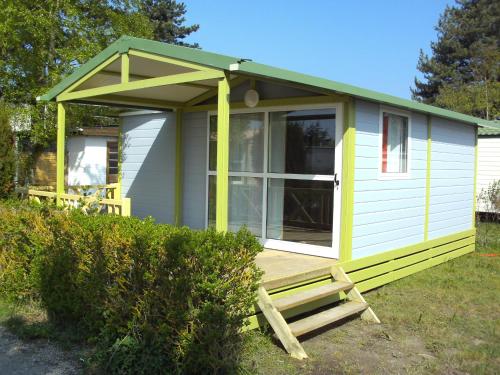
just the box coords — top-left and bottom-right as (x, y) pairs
(18, 183), (131, 217)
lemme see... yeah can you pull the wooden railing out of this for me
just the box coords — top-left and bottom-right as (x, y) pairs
(18, 184), (131, 217)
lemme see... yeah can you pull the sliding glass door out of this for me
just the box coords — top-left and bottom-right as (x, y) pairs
(207, 104), (342, 257)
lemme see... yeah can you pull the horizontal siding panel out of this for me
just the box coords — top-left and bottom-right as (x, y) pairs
(354, 187), (426, 203)
(353, 206), (425, 226)
(352, 234), (424, 259)
(352, 99), (429, 257)
(121, 112), (176, 224)
(182, 111), (208, 229)
(353, 215), (425, 237)
(428, 223), (472, 240)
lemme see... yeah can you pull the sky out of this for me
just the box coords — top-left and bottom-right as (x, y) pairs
(182, 0), (454, 99)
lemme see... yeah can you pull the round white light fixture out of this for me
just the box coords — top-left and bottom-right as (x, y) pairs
(244, 89), (260, 108)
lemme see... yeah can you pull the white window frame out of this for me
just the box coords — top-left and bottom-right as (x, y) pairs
(378, 105), (412, 180)
(205, 102), (343, 259)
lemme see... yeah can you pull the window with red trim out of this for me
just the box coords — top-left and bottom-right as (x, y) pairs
(381, 112), (408, 174)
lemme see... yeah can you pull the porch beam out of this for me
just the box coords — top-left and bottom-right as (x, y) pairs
(98, 70), (216, 90)
(57, 70), (225, 102)
(215, 72), (230, 232)
(121, 53), (129, 83)
(174, 109), (183, 226)
(89, 94), (183, 109)
(56, 103), (66, 205)
(184, 95), (338, 112)
(128, 49), (220, 73)
(184, 76), (247, 107)
(64, 54), (120, 94)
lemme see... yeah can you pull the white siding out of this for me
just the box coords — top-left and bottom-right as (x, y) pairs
(181, 111), (208, 229)
(477, 136), (500, 212)
(428, 118), (475, 238)
(121, 112), (176, 223)
(67, 136), (114, 185)
(351, 100), (427, 259)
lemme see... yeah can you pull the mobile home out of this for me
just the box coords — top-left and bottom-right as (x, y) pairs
(35, 36), (496, 357)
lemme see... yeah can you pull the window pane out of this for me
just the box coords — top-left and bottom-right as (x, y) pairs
(267, 179), (333, 247)
(269, 109), (336, 175)
(208, 175), (216, 227)
(209, 113), (264, 172)
(382, 113), (408, 173)
(208, 176), (263, 236)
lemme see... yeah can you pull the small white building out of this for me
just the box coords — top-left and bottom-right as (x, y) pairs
(67, 127), (119, 186)
(477, 123), (500, 212)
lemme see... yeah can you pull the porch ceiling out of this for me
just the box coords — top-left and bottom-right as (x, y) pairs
(64, 52), (224, 109)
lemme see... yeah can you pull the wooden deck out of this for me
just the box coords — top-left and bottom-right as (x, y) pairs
(256, 250), (338, 290)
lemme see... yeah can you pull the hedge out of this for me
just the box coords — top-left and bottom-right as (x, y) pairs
(0, 200), (263, 374)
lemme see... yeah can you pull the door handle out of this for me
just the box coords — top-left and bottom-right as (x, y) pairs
(334, 173), (340, 187)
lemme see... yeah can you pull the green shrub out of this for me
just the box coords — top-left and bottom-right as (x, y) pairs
(0, 201), (52, 303)
(0, 200), (263, 374)
(0, 105), (16, 198)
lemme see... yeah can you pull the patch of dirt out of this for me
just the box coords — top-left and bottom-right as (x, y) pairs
(299, 318), (437, 375)
(0, 326), (81, 375)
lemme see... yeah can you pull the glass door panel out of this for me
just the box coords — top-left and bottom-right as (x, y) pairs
(267, 179), (334, 247)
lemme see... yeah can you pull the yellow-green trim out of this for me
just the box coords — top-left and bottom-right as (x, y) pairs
(339, 98), (356, 262)
(174, 109), (183, 226)
(215, 73), (230, 232)
(116, 123), (123, 199)
(339, 228), (475, 272)
(64, 53), (120, 94)
(424, 115), (432, 240)
(128, 49), (221, 73)
(184, 76), (247, 107)
(56, 103), (66, 205)
(472, 127), (478, 226)
(57, 70), (224, 102)
(121, 53), (129, 84)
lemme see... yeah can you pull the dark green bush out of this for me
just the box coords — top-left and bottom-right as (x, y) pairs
(0, 105), (16, 198)
(0, 200), (263, 374)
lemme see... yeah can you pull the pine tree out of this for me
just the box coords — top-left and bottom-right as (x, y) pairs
(0, 105), (16, 197)
(141, 0), (200, 47)
(412, 0), (500, 119)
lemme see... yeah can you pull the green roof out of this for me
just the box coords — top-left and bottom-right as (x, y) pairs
(478, 122), (500, 136)
(40, 35), (497, 128)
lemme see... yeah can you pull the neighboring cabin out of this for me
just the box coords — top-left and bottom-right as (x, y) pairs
(33, 127), (119, 187)
(477, 122), (500, 212)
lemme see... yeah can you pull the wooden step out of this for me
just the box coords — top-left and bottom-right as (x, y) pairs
(273, 281), (354, 312)
(289, 301), (368, 337)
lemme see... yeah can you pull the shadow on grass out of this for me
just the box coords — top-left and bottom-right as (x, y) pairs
(0, 304), (86, 351)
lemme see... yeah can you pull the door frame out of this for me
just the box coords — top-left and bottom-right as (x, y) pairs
(205, 102), (343, 258)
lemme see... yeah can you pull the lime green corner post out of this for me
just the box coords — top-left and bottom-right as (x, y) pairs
(56, 102), (66, 205)
(174, 109), (183, 226)
(215, 72), (230, 232)
(339, 98), (356, 262)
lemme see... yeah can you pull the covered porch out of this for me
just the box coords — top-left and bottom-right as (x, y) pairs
(37, 36), (357, 263)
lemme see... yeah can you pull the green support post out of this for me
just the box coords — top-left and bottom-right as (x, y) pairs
(215, 73), (230, 232)
(174, 109), (183, 226)
(121, 53), (129, 83)
(56, 102), (66, 205)
(339, 98), (356, 262)
(472, 127), (478, 227)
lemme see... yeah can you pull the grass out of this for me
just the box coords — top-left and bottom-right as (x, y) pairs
(1, 223), (499, 374)
(240, 222), (500, 375)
